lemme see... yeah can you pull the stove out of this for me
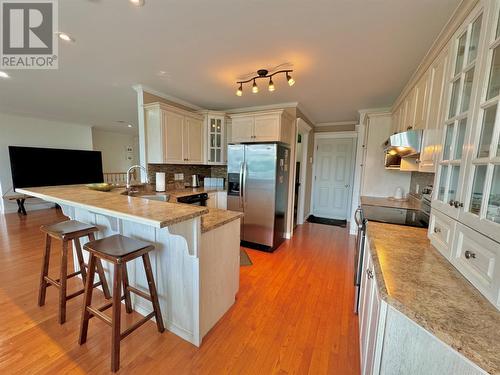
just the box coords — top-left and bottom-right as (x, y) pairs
(361, 195), (431, 228)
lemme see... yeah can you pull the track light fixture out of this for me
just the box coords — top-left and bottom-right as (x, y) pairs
(252, 79), (259, 94)
(236, 83), (243, 96)
(236, 69), (294, 96)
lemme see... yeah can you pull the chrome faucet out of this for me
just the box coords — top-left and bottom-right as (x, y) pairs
(126, 165), (149, 189)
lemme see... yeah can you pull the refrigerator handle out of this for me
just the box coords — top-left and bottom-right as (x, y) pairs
(239, 162), (244, 207)
(242, 162), (248, 206)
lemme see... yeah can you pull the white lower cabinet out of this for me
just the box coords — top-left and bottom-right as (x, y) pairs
(379, 307), (487, 375)
(451, 223), (500, 309)
(207, 192), (217, 208)
(206, 191), (227, 210)
(428, 209), (455, 259)
(359, 241), (488, 375)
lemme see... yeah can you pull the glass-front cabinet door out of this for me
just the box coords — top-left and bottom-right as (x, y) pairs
(460, 2), (500, 243)
(433, 8), (485, 219)
(207, 115), (226, 165)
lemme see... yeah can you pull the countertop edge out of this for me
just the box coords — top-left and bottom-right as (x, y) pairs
(16, 188), (207, 228)
(201, 210), (244, 233)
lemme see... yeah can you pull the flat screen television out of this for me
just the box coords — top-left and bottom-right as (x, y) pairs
(9, 146), (104, 189)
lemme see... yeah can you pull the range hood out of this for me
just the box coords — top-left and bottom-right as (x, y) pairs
(383, 129), (423, 157)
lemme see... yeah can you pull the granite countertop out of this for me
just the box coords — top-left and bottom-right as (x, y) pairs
(361, 195), (421, 210)
(17, 185), (208, 229)
(366, 221), (500, 375)
(166, 187), (226, 200)
(18, 185), (241, 233)
(201, 208), (243, 233)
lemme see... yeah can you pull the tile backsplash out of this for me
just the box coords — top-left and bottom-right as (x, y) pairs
(410, 172), (435, 195)
(148, 164), (227, 189)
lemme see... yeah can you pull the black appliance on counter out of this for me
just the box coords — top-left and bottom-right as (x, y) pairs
(176, 193), (209, 206)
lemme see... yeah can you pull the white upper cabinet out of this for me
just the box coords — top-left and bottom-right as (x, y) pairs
(427, 46), (450, 130)
(433, 6), (485, 220)
(202, 112), (226, 165)
(458, 1), (500, 243)
(230, 116), (254, 143)
(229, 110), (294, 145)
(164, 110), (185, 163)
(184, 116), (204, 163)
(413, 72), (431, 130)
(144, 102), (205, 165)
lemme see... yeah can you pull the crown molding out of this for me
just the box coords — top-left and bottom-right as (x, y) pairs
(391, 0), (480, 111)
(315, 120), (358, 127)
(132, 84), (203, 111)
(358, 107), (391, 125)
(224, 102), (299, 114)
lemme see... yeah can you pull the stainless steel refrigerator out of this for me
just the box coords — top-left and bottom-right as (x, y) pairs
(227, 143), (289, 252)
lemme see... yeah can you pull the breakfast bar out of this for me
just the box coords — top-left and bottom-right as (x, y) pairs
(16, 185), (243, 347)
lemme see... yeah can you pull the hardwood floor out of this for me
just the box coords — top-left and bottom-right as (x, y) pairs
(0, 208), (360, 374)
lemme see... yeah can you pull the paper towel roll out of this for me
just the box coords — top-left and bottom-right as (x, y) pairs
(156, 172), (166, 192)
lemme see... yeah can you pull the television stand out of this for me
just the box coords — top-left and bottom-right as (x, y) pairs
(6, 194), (30, 215)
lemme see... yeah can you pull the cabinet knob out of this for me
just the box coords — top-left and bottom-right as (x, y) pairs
(433, 227), (441, 233)
(453, 201), (463, 208)
(366, 269), (374, 279)
(449, 200), (455, 207)
(464, 250), (476, 259)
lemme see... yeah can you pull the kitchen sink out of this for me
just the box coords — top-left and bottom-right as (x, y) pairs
(140, 194), (170, 202)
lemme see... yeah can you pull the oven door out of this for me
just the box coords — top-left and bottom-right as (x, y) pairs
(353, 207), (366, 314)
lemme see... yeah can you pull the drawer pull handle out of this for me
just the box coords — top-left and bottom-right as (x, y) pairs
(366, 269), (374, 279)
(465, 250), (476, 259)
(434, 227), (441, 233)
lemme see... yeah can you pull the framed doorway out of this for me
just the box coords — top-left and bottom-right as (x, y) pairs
(294, 118), (312, 226)
(311, 131), (357, 221)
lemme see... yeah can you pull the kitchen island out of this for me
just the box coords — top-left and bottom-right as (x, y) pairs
(16, 185), (243, 347)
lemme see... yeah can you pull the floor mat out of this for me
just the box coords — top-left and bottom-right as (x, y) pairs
(307, 215), (347, 227)
(240, 249), (253, 266)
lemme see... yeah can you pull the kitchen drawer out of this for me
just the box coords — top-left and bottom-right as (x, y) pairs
(452, 223), (500, 310)
(429, 209), (455, 260)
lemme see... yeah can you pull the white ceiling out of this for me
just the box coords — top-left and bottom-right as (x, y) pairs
(0, 0), (461, 134)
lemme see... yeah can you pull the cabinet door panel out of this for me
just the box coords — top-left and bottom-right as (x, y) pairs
(164, 111), (185, 163)
(231, 117), (254, 143)
(145, 108), (163, 163)
(185, 117), (204, 163)
(427, 48), (449, 129)
(254, 115), (281, 142)
(414, 73), (430, 130)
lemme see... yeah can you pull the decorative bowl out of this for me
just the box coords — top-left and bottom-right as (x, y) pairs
(86, 183), (114, 192)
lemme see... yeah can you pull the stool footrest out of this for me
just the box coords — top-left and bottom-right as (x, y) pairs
(87, 306), (112, 326)
(120, 312), (155, 341)
(127, 286), (152, 302)
(44, 276), (61, 288)
(45, 270), (83, 289)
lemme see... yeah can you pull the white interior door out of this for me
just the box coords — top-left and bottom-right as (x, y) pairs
(313, 137), (354, 220)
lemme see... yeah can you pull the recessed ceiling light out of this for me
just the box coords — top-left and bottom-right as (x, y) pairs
(57, 32), (75, 42)
(0, 71), (10, 79)
(129, 0), (145, 6)
(116, 120), (134, 128)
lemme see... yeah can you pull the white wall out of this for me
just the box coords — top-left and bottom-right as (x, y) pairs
(361, 114), (411, 197)
(92, 129), (139, 173)
(0, 112), (93, 214)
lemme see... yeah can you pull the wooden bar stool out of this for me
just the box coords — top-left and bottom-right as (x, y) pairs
(79, 234), (164, 372)
(39, 220), (111, 324)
